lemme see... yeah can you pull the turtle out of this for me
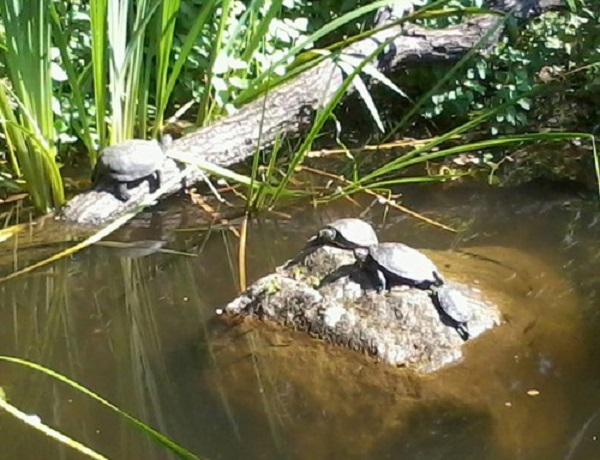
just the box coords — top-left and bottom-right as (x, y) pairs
(354, 242), (470, 341)
(353, 242), (443, 291)
(433, 284), (471, 340)
(309, 218), (378, 250)
(92, 139), (165, 201)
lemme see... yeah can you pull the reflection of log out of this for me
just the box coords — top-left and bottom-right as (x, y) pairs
(59, 0), (563, 226)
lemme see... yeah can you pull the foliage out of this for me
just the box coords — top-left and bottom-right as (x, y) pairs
(0, 0), (316, 209)
(0, 0), (65, 211)
(414, 0), (600, 134)
(0, 0), (598, 212)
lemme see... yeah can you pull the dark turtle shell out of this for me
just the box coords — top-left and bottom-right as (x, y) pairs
(92, 139), (164, 201)
(355, 242), (470, 340)
(94, 139), (163, 182)
(315, 218), (378, 249)
(355, 242), (443, 290)
(433, 284), (471, 340)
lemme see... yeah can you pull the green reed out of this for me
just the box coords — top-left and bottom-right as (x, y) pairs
(0, 0), (64, 212)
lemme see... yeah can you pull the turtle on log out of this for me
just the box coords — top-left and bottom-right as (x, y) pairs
(354, 242), (471, 340)
(92, 139), (165, 201)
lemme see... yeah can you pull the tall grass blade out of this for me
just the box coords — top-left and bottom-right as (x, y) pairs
(238, 213), (248, 291)
(163, 1), (219, 121)
(239, 0), (283, 63)
(0, 356), (201, 460)
(238, 0), (417, 103)
(0, 83), (25, 177)
(90, 0), (109, 151)
(153, 0), (181, 134)
(0, 395), (108, 460)
(0, 0), (64, 211)
(267, 20), (400, 206)
(49, 4), (95, 156)
(590, 136), (600, 201)
(197, 0), (233, 125)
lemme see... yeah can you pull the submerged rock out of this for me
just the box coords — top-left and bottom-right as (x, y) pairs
(222, 244), (501, 373)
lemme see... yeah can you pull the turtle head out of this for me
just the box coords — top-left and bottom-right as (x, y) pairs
(353, 247), (369, 265)
(317, 227), (337, 241)
(305, 227), (334, 248)
(317, 227), (336, 244)
(160, 133), (173, 149)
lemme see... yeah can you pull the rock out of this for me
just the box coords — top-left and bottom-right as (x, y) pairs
(222, 244), (501, 372)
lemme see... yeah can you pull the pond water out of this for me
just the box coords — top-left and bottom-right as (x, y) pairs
(0, 180), (599, 460)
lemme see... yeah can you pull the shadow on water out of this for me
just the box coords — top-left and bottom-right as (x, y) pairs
(0, 180), (600, 459)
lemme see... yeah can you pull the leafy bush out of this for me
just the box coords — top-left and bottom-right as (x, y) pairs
(418, 0), (600, 133)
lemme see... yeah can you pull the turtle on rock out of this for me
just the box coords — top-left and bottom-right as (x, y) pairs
(433, 284), (471, 340)
(92, 139), (165, 201)
(309, 218), (378, 250)
(354, 242), (471, 340)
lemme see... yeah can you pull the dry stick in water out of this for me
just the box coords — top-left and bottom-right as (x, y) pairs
(299, 165), (456, 233)
(238, 213), (249, 292)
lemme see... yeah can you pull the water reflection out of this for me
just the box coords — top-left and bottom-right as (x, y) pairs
(0, 182), (599, 459)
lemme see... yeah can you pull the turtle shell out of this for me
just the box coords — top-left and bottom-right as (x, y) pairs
(435, 285), (471, 324)
(318, 218), (378, 249)
(433, 284), (471, 340)
(95, 139), (164, 183)
(366, 242), (443, 288)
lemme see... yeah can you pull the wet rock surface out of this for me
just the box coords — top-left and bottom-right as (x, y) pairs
(223, 244), (502, 373)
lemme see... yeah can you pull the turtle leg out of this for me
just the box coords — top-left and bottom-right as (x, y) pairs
(433, 271), (445, 286)
(455, 323), (470, 341)
(115, 182), (131, 201)
(375, 269), (387, 293)
(150, 169), (162, 193)
(431, 290), (470, 341)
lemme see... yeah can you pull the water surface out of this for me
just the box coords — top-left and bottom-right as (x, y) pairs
(0, 181), (599, 460)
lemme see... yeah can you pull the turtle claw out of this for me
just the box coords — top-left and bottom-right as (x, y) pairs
(376, 269), (387, 292)
(456, 324), (470, 341)
(152, 170), (162, 192)
(115, 183), (131, 201)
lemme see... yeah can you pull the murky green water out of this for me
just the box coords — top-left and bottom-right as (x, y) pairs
(1, 181), (600, 460)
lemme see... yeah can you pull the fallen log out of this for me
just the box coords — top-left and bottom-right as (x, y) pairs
(59, 0), (563, 226)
